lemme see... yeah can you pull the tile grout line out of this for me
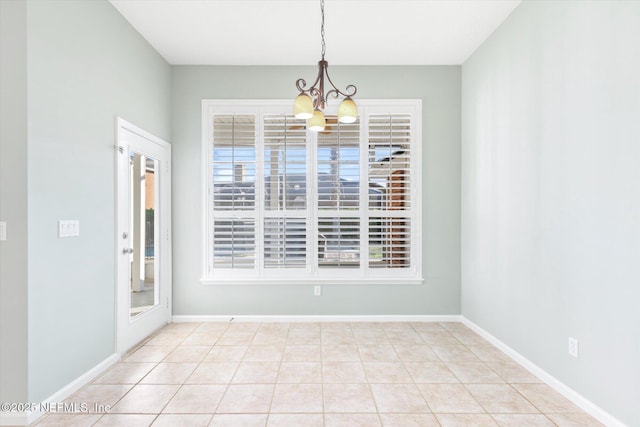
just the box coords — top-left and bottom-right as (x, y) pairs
(353, 322), (384, 425)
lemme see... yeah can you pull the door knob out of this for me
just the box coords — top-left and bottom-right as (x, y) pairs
(123, 248), (134, 254)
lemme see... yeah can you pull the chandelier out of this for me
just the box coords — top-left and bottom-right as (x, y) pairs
(293, 0), (358, 131)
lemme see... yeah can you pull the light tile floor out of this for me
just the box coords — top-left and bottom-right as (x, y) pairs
(35, 322), (604, 426)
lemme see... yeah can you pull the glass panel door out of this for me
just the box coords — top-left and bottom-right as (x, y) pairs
(117, 118), (171, 355)
(128, 151), (159, 317)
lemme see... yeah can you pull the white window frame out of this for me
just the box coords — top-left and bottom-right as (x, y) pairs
(201, 99), (423, 285)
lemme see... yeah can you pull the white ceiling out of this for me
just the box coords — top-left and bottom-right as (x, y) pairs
(109, 0), (521, 65)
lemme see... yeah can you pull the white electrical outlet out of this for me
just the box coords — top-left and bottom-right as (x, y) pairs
(0, 222), (6, 241)
(58, 220), (80, 238)
(314, 285), (322, 296)
(568, 337), (579, 358)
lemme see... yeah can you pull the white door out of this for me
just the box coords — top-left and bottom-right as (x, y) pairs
(116, 118), (171, 354)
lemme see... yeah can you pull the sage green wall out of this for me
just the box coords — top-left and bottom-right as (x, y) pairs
(0, 0), (29, 405)
(26, 0), (171, 402)
(171, 66), (461, 315)
(461, 1), (640, 425)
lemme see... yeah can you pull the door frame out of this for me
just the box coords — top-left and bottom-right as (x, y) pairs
(115, 117), (172, 355)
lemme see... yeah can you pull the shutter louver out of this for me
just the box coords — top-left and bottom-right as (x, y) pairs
(264, 115), (307, 210)
(213, 219), (256, 268)
(317, 120), (360, 209)
(212, 115), (256, 210)
(318, 217), (360, 268)
(369, 217), (411, 268)
(368, 114), (411, 210)
(264, 218), (307, 267)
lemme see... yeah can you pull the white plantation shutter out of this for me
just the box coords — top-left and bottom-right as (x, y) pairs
(211, 114), (257, 269)
(367, 113), (413, 269)
(263, 114), (308, 269)
(316, 120), (361, 269)
(203, 100), (421, 284)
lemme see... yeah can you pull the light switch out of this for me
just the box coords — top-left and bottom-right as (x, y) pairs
(0, 222), (6, 241)
(58, 220), (80, 238)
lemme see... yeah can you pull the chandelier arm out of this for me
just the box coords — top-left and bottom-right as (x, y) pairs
(323, 69), (358, 99)
(295, 61), (325, 94)
(295, 78), (308, 93)
(309, 88), (324, 110)
(343, 84), (358, 97)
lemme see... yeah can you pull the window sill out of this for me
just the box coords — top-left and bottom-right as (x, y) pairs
(200, 277), (425, 286)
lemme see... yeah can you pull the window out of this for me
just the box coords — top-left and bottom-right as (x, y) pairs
(202, 100), (422, 284)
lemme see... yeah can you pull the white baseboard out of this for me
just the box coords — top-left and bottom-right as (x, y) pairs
(461, 317), (626, 427)
(0, 353), (119, 426)
(172, 314), (462, 323)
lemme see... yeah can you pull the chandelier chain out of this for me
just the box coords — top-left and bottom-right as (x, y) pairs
(320, 0), (326, 59)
